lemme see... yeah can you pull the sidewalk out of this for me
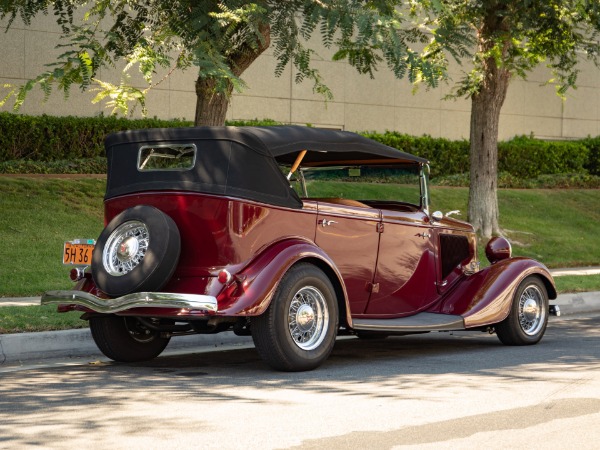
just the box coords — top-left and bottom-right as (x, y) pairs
(1, 268), (599, 366)
(550, 267), (600, 276)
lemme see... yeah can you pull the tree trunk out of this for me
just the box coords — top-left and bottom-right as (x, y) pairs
(193, 23), (271, 126)
(194, 79), (232, 126)
(468, 36), (511, 239)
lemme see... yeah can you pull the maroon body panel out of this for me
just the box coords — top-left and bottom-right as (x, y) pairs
(62, 191), (554, 332)
(363, 209), (437, 317)
(104, 192), (317, 277)
(431, 257), (556, 328)
(213, 238), (347, 318)
(100, 193), (352, 319)
(98, 192), (483, 323)
(314, 202), (380, 314)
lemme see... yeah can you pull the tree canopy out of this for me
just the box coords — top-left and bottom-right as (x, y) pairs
(3, 1), (600, 238)
(435, 0), (600, 237)
(447, 0), (600, 98)
(0, 1), (469, 124)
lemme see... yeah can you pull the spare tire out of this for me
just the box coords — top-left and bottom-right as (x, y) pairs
(92, 205), (181, 297)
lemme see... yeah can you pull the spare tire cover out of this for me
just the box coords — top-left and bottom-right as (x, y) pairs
(92, 205), (181, 297)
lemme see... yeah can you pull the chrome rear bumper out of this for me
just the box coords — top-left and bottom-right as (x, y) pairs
(41, 290), (218, 314)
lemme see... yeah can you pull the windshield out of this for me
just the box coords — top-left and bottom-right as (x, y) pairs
(286, 164), (423, 207)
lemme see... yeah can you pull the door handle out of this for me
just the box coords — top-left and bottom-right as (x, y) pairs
(319, 219), (338, 227)
(417, 232), (431, 239)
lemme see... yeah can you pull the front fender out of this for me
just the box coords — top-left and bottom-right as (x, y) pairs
(215, 238), (348, 319)
(435, 257), (556, 328)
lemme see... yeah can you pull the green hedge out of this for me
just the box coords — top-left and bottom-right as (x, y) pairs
(363, 132), (590, 178)
(580, 136), (600, 175)
(361, 131), (470, 177)
(0, 112), (597, 178)
(498, 136), (589, 178)
(0, 113), (192, 161)
(434, 171), (600, 189)
(0, 157), (107, 174)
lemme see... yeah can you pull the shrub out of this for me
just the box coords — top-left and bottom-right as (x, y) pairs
(0, 113), (192, 161)
(430, 172), (600, 188)
(0, 113), (596, 182)
(359, 131), (470, 177)
(0, 113), (289, 162)
(227, 118), (284, 127)
(498, 136), (589, 178)
(363, 131), (592, 179)
(0, 157), (107, 174)
(580, 136), (600, 175)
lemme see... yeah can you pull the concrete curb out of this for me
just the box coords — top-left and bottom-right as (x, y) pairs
(1, 291), (598, 366)
(552, 291), (600, 316)
(0, 329), (253, 366)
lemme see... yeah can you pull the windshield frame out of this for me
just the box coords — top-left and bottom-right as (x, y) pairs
(288, 162), (427, 210)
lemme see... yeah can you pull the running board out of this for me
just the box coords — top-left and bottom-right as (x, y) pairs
(352, 313), (465, 333)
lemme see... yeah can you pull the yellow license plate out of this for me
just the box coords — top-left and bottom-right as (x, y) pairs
(63, 240), (95, 265)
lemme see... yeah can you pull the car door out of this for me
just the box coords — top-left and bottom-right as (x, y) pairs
(364, 207), (438, 316)
(314, 200), (381, 315)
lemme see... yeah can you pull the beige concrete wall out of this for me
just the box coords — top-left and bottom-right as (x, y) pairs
(2, 18), (599, 140)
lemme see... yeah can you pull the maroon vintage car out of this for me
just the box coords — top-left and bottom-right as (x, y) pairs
(42, 126), (558, 371)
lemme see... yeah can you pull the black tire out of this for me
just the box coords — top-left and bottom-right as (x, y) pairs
(92, 205), (180, 297)
(495, 276), (549, 345)
(89, 315), (170, 362)
(252, 263), (339, 371)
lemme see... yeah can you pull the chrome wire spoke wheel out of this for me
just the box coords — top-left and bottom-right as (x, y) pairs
(495, 276), (548, 346)
(92, 205), (180, 297)
(252, 264), (339, 371)
(287, 286), (329, 351)
(518, 285), (546, 336)
(103, 220), (150, 276)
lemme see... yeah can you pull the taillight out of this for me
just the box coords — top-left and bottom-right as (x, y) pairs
(218, 269), (233, 284)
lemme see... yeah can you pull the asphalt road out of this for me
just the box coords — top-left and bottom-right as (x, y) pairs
(1, 314), (599, 449)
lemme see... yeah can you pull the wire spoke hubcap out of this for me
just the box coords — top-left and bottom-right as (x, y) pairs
(288, 286), (329, 351)
(103, 221), (150, 276)
(518, 285), (545, 336)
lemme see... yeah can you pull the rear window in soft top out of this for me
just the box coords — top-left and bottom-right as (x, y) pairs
(138, 144), (196, 171)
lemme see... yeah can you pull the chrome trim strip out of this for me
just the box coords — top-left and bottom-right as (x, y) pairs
(41, 290), (218, 314)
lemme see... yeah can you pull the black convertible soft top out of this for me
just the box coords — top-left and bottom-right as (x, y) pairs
(104, 126), (427, 208)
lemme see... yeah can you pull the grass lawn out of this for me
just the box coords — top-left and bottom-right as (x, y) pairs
(0, 177), (105, 297)
(554, 274), (600, 294)
(0, 305), (87, 334)
(1, 176), (599, 298)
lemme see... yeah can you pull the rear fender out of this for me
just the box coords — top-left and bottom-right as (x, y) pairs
(215, 238), (349, 321)
(435, 257), (556, 328)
